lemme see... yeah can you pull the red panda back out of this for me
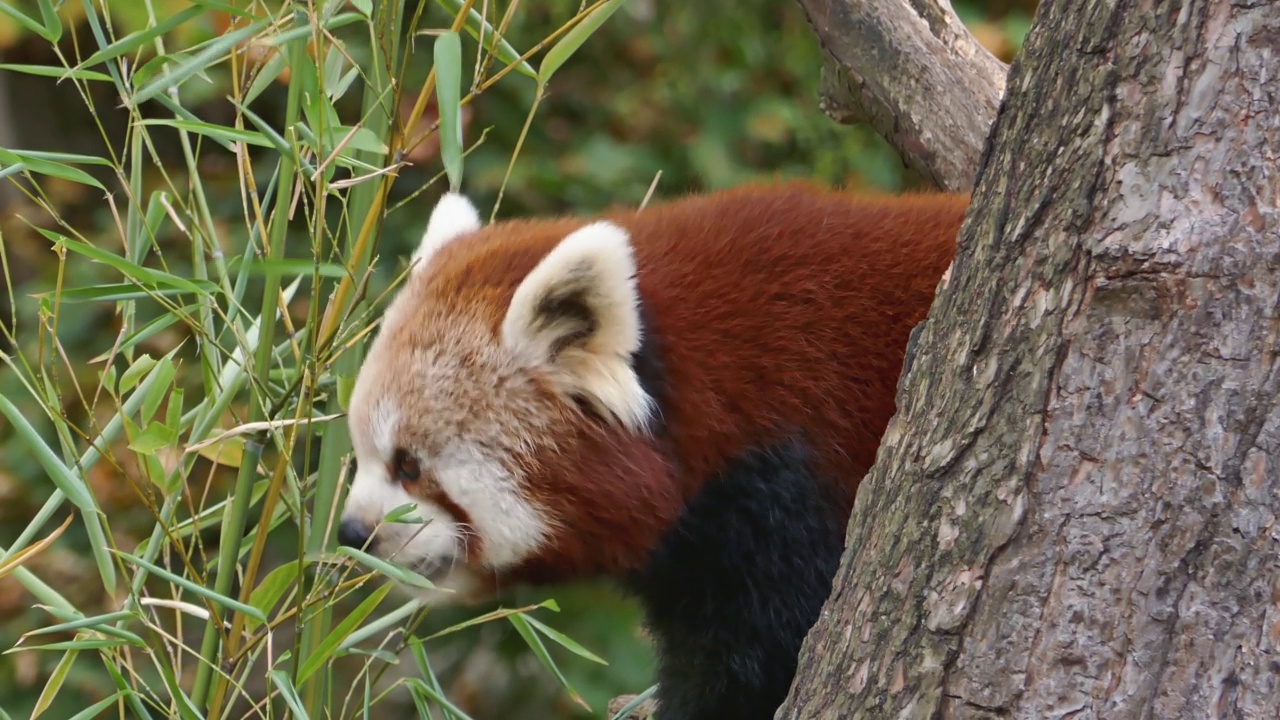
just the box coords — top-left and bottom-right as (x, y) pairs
(610, 181), (965, 508)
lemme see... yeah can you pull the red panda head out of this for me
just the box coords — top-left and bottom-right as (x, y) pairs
(339, 193), (677, 600)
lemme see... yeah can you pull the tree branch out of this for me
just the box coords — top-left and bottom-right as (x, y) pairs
(795, 0), (1008, 191)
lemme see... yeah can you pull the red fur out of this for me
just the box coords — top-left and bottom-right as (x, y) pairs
(418, 180), (968, 584)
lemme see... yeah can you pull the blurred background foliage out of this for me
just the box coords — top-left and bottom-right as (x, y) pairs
(0, 0), (1035, 717)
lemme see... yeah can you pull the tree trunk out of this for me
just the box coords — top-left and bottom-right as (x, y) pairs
(779, 0), (1280, 717)
(794, 0), (1008, 191)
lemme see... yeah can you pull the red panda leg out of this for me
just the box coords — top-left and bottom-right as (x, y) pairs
(623, 437), (847, 720)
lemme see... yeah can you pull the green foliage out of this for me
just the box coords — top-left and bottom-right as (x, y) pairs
(0, 1), (649, 718)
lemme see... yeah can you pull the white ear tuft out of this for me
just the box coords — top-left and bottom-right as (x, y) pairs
(502, 221), (652, 431)
(413, 192), (481, 270)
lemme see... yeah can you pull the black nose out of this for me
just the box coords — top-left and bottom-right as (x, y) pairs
(338, 519), (372, 549)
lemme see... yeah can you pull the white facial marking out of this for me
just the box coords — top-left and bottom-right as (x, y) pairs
(502, 220), (652, 431)
(342, 461), (459, 566)
(433, 443), (549, 568)
(413, 192), (481, 270)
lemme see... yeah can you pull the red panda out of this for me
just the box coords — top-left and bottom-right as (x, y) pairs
(338, 180), (967, 720)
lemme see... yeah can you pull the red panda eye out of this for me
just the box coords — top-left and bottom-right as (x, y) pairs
(391, 449), (421, 484)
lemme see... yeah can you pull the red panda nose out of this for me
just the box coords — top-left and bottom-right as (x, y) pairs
(337, 519), (372, 550)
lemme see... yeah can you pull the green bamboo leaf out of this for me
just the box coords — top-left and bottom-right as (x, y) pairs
(261, 11), (362, 47)
(434, 0), (536, 80)
(75, 5), (205, 71)
(25, 610), (138, 638)
(99, 305), (196, 359)
(130, 18), (269, 106)
(521, 613), (609, 665)
(245, 561), (298, 632)
(39, 283), (205, 304)
(406, 677), (476, 719)
(0, 395), (96, 512)
(13, 638), (137, 652)
(508, 613), (591, 712)
(335, 598), (422, 653)
(3, 149), (112, 166)
(240, 257), (350, 279)
(433, 31), (464, 191)
(35, 0), (62, 42)
(333, 125), (389, 154)
(269, 669), (311, 720)
(335, 545), (437, 590)
(243, 48), (288, 106)
(296, 581), (392, 683)
(138, 118), (274, 149)
(151, 650), (203, 720)
(0, 63), (110, 81)
(67, 693), (130, 720)
(139, 356), (175, 423)
(422, 600), (556, 641)
(40, 229), (213, 296)
(228, 101), (294, 159)
(0, 2), (56, 42)
(115, 551), (267, 623)
(0, 389), (115, 594)
(538, 0), (629, 83)
(0, 149), (103, 190)
(128, 422), (176, 455)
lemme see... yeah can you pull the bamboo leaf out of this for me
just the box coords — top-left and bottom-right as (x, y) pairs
(538, 0), (629, 83)
(521, 613), (609, 665)
(433, 31), (465, 190)
(0, 2), (56, 42)
(115, 551), (267, 623)
(0, 63), (111, 82)
(0, 396), (96, 513)
(35, 0), (62, 42)
(75, 5), (205, 71)
(335, 545), (437, 590)
(130, 18), (269, 106)
(269, 669), (311, 720)
(508, 613), (592, 712)
(245, 562), (298, 632)
(138, 119), (275, 149)
(66, 693), (131, 720)
(296, 581), (392, 683)
(435, 0), (536, 80)
(0, 149), (103, 190)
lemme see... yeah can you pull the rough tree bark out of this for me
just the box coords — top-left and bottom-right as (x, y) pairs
(794, 0), (1007, 191)
(779, 0), (1280, 717)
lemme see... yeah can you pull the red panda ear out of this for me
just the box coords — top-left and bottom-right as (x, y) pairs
(412, 192), (481, 271)
(502, 221), (652, 431)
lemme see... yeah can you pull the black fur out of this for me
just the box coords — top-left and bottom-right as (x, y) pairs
(624, 439), (847, 720)
(631, 301), (668, 432)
